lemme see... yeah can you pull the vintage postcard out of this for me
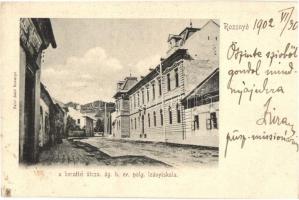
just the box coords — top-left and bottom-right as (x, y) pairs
(0, 1), (298, 198)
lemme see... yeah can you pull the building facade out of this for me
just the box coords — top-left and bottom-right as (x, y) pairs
(81, 100), (115, 135)
(112, 77), (138, 138)
(181, 68), (219, 147)
(19, 18), (56, 163)
(39, 83), (53, 148)
(112, 20), (219, 147)
(83, 116), (95, 137)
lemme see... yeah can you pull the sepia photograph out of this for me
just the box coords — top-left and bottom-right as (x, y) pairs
(19, 18), (219, 168)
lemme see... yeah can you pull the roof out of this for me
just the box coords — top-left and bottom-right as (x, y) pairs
(200, 19), (220, 30)
(40, 83), (54, 106)
(127, 48), (187, 95)
(31, 18), (57, 49)
(181, 68), (219, 102)
(83, 115), (96, 121)
(113, 76), (138, 98)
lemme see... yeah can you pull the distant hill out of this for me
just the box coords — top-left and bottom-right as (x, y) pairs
(65, 101), (80, 108)
(81, 100), (115, 115)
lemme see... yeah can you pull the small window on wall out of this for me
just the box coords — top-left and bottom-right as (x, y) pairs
(194, 115), (199, 130)
(211, 112), (218, 129)
(134, 118), (137, 129)
(215, 36), (218, 40)
(77, 119), (80, 124)
(206, 112), (218, 130)
(131, 119), (133, 130)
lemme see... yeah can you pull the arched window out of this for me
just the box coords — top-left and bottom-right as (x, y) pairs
(160, 109), (163, 126)
(153, 111), (156, 127)
(169, 107), (172, 124)
(148, 113), (151, 127)
(176, 104), (181, 123)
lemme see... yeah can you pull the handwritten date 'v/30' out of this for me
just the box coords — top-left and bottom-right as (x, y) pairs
(253, 7), (298, 36)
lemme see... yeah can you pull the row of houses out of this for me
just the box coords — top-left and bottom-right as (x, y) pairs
(111, 20), (219, 147)
(65, 100), (115, 137)
(39, 83), (66, 148)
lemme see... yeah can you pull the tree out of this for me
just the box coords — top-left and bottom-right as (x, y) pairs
(66, 116), (76, 136)
(95, 119), (104, 132)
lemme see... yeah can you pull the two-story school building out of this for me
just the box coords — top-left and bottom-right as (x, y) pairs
(112, 20), (219, 147)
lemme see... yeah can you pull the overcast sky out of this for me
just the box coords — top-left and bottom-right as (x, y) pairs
(41, 19), (207, 104)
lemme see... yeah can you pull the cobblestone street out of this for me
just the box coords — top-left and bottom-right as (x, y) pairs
(38, 137), (218, 168)
(79, 137), (218, 168)
(38, 139), (170, 167)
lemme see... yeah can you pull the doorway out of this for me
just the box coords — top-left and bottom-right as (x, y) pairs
(23, 68), (36, 163)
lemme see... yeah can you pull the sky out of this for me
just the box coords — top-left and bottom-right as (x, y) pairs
(41, 19), (207, 104)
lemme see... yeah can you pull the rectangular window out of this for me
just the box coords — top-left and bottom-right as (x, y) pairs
(210, 112), (218, 129)
(169, 109), (172, 124)
(135, 118), (137, 129)
(77, 119), (80, 124)
(152, 84), (155, 100)
(167, 74), (171, 91)
(177, 105), (181, 123)
(137, 93), (140, 106)
(133, 95), (136, 108)
(147, 87), (149, 102)
(142, 90), (144, 104)
(175, 68), (179, 87)
(194, 115), (199, 130)
(158, 79), (162, 96)
(160, 109), (163, 126)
